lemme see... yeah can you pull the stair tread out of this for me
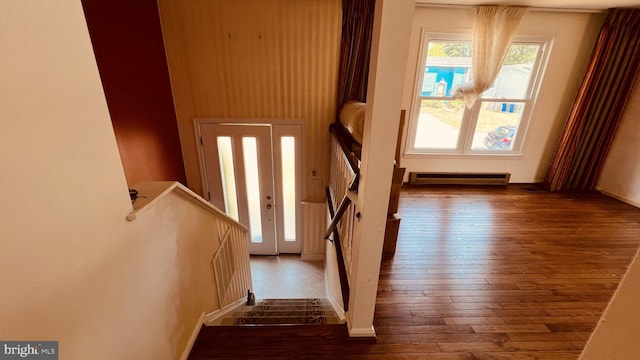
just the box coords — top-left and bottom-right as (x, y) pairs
(234, 310), (335, 316)
(232, 316), (340, 325)
(241, 305), (335, 311)
(212, 297), (343, 327)
(257, 298), (328, 304)
(259, 298), (323, 301)
(197, 323), (349, 338)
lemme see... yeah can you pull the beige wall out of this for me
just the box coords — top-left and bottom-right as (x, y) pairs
(158, 0), (341, 201)
(0, 2), (223, 358)
(582, 56), (640, 360)
(598, 76), (640, 206)
(580, 248), (640, 359)
(399, 8), (605, 182)
(301, 202), (327, 260)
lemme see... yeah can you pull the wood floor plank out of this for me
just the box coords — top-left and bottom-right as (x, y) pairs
(499, 301), (609, 310)
(304, 354), (476, 360)
(473, 351), (582, 359)
(472, 324), (551, 333)
(189, 185), (640, 359)
(501, 316), (601, 325)
(443, 316), (506, 325)
(506, 331), (592, 342)
(374, 325), (475, 335)
(440, 340), (577, 352)
(411, 309), (548, 317)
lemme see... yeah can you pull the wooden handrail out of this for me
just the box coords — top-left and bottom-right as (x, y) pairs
(325, 187), (350, 311)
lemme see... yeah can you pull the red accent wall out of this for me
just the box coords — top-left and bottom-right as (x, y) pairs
(81, 0), (186, 186)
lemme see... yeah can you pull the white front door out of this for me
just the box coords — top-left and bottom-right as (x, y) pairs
(200, 123), (302, 255)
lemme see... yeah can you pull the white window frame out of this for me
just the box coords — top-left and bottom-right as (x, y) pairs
(406, 31), (552, 157)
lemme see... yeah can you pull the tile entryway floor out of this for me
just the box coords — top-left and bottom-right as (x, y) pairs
(250, 254), (325, 299)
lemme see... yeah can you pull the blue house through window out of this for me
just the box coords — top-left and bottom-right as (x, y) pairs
(421, 57), (470, 97)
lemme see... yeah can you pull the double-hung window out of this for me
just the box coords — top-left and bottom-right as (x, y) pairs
(408, 33), (549, 155)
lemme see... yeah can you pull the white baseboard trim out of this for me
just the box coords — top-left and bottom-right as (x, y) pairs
(325, 291), (346, 322)
(300, 254), (325, 262)
(597, 187), (640, 209)
(348, 325), (377, 338)
(204, 297), (247, 325)
(179, 311), (205, 360)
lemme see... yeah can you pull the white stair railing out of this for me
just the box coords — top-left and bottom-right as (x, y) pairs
(325, 124), (361, 310)
(212, 222), (251, 308)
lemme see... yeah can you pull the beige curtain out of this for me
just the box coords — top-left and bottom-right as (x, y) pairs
(454, 6), (529, 107)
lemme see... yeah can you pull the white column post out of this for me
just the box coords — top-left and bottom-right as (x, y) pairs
(346, 0), (414, 337)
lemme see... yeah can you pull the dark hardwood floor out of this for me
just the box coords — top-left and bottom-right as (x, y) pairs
(189, 185), (640, 359)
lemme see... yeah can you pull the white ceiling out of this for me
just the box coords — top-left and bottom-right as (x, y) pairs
(415, 0), (640, 11)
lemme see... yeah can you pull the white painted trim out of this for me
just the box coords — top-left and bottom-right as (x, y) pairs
(348, 325), (377, 338)
(325, 291), (346, 322)
(300, 254), (325, 262)
(192, 118), (210, 201)
(195, 117), (306, 126)
(203, 297), (247, 325)
(403, 152), (525, 160)
(597, 187), (640, 209)
(127, 181), (247, 231)
(179, 311), (206, 360)
(415, 2), (605, 14)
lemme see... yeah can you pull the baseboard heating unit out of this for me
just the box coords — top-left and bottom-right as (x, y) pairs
(408, 172), (511, 185)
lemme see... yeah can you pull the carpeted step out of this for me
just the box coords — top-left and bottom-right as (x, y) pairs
(256, 298), (329, 305)
(226, 315), (340, 325)
(220, 298), (341, 326)
(233, 309), (332, 318)
(249, 305), (335, 311)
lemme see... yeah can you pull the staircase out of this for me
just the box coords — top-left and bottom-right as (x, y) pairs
(189, 298), (350, 359)
(221, 298), (341, 325)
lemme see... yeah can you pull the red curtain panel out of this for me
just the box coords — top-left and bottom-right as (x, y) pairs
(544, 8), (640, 192)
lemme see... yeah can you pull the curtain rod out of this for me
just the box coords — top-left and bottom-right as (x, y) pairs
(415, 3), (606, 14)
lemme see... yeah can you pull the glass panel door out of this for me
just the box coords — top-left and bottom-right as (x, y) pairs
(216, 137), (239, 221)
(201, 124), (277, 255)
(201, 123), (302, 255)
(242, 137), (264, 243)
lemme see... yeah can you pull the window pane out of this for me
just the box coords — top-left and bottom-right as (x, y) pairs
(217, 137), (239, 221)
(414, 99), (465, 149)
(482, 44), (540, 100)
(242, 137), (263, 243)
(471, 101), (525, 151)
(280, 137), (296, 242)
(422, 41), (471, 97)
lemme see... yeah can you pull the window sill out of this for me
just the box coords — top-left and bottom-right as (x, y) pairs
(403, 152), (525, 160)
